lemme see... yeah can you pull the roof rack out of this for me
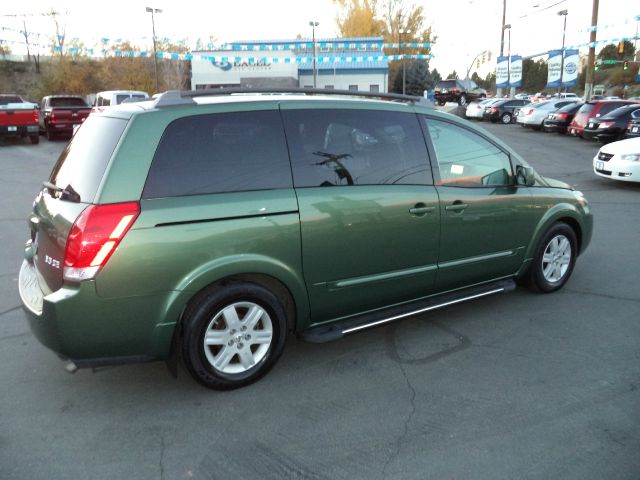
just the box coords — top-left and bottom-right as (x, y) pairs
(152, 87), (432, 108)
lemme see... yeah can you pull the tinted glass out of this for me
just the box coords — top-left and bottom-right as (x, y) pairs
(577, 103), (594, 114)
(0, 95), (23, 105)
(49, 97), (88, 107)
(597, 103), (626, 116)
(423, 118), (512, 187)
(143, 110), (292, 198)
(438, 80), (456, 88)
(282, 109), (432, 187)
(557, 102), (582, 113)
(49, 116), (127, 203)
(115, 95), (129, 105)
(603, 105), (639, 118)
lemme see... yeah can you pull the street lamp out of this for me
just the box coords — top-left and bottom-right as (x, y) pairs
(399, 28), (411, 95)
(558, 9), (568, 92)
(146, 6), (162, 93)
(504, 24), (512, 97)
(309, 21), (319, 88)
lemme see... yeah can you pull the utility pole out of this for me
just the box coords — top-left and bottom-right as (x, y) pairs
(497, 0), (507, 97)
(584, 0), (599, 101)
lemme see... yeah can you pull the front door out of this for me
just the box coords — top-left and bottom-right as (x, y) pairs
(421, 116), (535, 291)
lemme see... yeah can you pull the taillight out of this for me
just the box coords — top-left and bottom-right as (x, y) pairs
(50, 112), (56, 124)
(598, 121), (615, 129)
(453, 88), (459, 94)
(557, 113), (568, 119)
(490, 107), (498, 112)
(33, 110), (39, 122)
(63, 202), (140, 282)
(527, 109), (534, 115)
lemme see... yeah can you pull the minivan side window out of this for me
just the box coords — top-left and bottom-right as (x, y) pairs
(423, 118), (513, 187)
(143, 110), (293, 198)
(282, 109), (432, 187)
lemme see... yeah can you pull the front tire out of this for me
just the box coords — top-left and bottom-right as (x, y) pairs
(526, 222), (577, 293)
(181, 282), (287, 390)
(501, 112), (512, 124)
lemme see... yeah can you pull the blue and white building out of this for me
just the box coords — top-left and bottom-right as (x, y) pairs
(190, 37), (389, 92)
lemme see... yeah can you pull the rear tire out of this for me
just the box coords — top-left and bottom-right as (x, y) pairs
(458, 94), (467, 106)
(181, 282), (287, 390)
(525, 222), (577, 293)
(501, 112), (512, 124)
(46, 128), (55, 141)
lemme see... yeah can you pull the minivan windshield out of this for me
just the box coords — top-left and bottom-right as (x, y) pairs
(49, 116), (127, 203)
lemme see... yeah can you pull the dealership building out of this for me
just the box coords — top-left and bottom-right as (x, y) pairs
(190, 37), (389, 92)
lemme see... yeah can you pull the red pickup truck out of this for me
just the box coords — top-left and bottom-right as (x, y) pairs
(39, 95), (92, 140)
(0, 94), (40, 144)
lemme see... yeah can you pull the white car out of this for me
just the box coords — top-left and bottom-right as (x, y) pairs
(465, 98), (501, 120)
(516, 99), (579, 129)
(593, 137), (640, 183)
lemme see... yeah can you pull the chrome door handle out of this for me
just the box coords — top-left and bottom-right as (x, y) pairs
(409, 205), (436, 216)
(445, 203), (468, 212)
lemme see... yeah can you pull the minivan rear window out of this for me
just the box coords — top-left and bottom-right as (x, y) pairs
(49, 116), (127, 203)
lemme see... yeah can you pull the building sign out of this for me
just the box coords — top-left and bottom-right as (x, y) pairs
(546, 50), (562, 88)
(211, 59), (273, 71)
(561, 49), (579, 87)
(192, 50), (298, 87)
(509, 55), (522, 88)
(496, 56), (509, 88)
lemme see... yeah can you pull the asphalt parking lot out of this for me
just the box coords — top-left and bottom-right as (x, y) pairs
(1, 122), (639, 480)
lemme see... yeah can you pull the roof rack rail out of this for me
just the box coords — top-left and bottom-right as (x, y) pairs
(153, 87), (432, 108)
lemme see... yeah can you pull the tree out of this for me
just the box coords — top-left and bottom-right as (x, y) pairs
(597, 41), (635, 70)
(0, 43), (11, 56)
(521, 58), (547, 92)
(445, 70), (458, 80)
(334, 0), (385, 37)
(47, 9), (67, 57)
(334, 0), (436, 93)
(101, 42), (155, 93)
(398, 59), (438, 95)
(156, 40), (191, 90)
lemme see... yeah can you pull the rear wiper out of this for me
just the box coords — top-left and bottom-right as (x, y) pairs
(42, 181), (81, 203)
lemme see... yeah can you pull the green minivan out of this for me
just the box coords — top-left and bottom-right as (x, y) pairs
(19, 89), (593, 389)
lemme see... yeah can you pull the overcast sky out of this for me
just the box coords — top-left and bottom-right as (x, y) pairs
(1, 0), (637, 76)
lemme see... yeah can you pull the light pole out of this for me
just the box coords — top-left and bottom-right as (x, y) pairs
(309, 21), (319, 88)
(558, 9), (568, 93)
(146, 6), (162, 93)
(399, 28), (411, 95)
(504, 24), (512, 97)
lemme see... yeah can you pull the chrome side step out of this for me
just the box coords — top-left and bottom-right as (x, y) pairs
(299, 279), (516, 343)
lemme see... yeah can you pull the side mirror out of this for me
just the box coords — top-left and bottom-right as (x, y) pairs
(516, 165), (535, 187)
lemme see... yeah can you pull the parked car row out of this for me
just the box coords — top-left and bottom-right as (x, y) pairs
(461, 93), (640, 184)
(0, 90), (150, 144)
(466, 95), (640, 143)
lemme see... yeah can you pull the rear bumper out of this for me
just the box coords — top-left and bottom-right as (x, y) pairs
(19, 260), (176, 364)
(0, 124), (39, 137)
